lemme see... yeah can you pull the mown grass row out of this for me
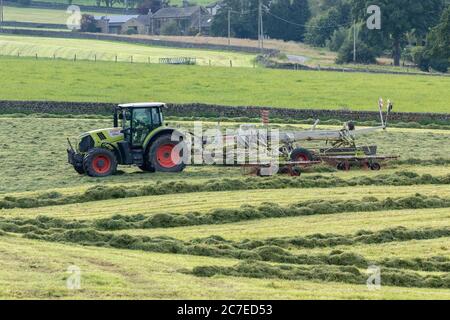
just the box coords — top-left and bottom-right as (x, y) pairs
(192, 261), (450, 289)
(1, 194), (450, 231)
(6, 225), (448, 288)
(0, 212), (448, 274)
(2, 171), (450, 210)
(3, 112), (450, 130)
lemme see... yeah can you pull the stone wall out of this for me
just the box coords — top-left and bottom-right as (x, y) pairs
(1, 100), (449, 123)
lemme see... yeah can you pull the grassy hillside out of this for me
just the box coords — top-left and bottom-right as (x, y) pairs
(0, 115), (449, 299)
(1, 57), (450, 111)
(0, 35), (256, 67)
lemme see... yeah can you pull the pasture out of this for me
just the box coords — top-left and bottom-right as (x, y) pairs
(2, 5), (115, 24)
(0, 35), (256, 67)
(1, 57), (450, 112)
(0, 115), (449, 299)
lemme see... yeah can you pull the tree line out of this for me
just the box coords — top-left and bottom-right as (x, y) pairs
(212, 0), (450, 72)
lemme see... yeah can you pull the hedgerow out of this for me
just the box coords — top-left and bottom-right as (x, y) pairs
(1, 172), (450, 210)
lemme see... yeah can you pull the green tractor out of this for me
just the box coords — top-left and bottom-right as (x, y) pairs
(67, 102), (186, 177)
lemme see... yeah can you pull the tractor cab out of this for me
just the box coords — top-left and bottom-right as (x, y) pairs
(68, 102), (186, 177)
(114, 103), (165, 147)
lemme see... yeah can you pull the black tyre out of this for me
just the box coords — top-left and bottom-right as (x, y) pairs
(138, 162), (155, 173)
(83, 148), (117, 177)
(149, 134), (186, 173)
(73, 165), (85, 175)
(290, 147), (313, 162)
(370, 163), (381, 171)
(291, 167), (302, 177)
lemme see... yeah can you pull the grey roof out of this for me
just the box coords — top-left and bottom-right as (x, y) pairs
(94, 15), (139, 24)
(152, 6), (200, 19)
(118, 102), (166, 108)
(136, 15), (151, 25)
(206, 1), (222, 8)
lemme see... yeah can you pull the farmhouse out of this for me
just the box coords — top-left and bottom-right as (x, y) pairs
(95, 15), (150, 35)
(93, 4), (212, 35)
(151, 4), (212, 35)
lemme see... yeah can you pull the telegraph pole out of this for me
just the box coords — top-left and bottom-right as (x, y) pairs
(228, 8), (231, 46)
(0, 0), (4, 31)
(260, 3), (264, 51)
(198, 8), (201, 35)
(257, 0), (261, 50)
(353, 21), (357, 62)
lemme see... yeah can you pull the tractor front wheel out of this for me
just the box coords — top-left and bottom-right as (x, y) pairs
(83, 148), (117, 177)
(149, 134), (186, 173)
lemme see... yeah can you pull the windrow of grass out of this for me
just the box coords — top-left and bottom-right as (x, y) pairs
(3, 112), (450, 130)
(192, 260), (450, 289)
(1, 171), (449, 210)
(1, 194), (450, 232)
(2, 225), (446, 287)
(1, 209), (449, 271)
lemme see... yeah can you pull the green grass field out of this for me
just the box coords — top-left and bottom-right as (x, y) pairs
(2, 5), (116, 24)
(0, 35), (256, 67)
(0, 115), (449, 299)
(1, 57), (450, 111)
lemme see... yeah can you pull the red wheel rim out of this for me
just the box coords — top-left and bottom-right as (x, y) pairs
(294, 154), (308, 162)
(92, 155), (111, 174)
(156, 144), (179, 168)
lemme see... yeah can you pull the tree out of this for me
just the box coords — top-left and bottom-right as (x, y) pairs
(414, 6), (450, 72)
(351, 0), (444, 66)
(136, 0), (168, 15)
(80, 14), (98, 33)
(427, 5), (450, 61)
(211, 0), (270, 39)
(304, 0), (351, 47)
(265, 0), (310, 42)
(336, 38), (376, 64)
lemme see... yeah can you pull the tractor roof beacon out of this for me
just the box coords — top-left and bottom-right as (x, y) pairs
(67, 102), (186, 177)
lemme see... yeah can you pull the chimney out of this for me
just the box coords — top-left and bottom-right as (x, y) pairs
(182, 0), (189, 7)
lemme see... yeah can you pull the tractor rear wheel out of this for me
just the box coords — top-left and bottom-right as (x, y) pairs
(83, 148), (117, 177)
(290, 148), (313, 162)
(149, 134), (186, 173)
